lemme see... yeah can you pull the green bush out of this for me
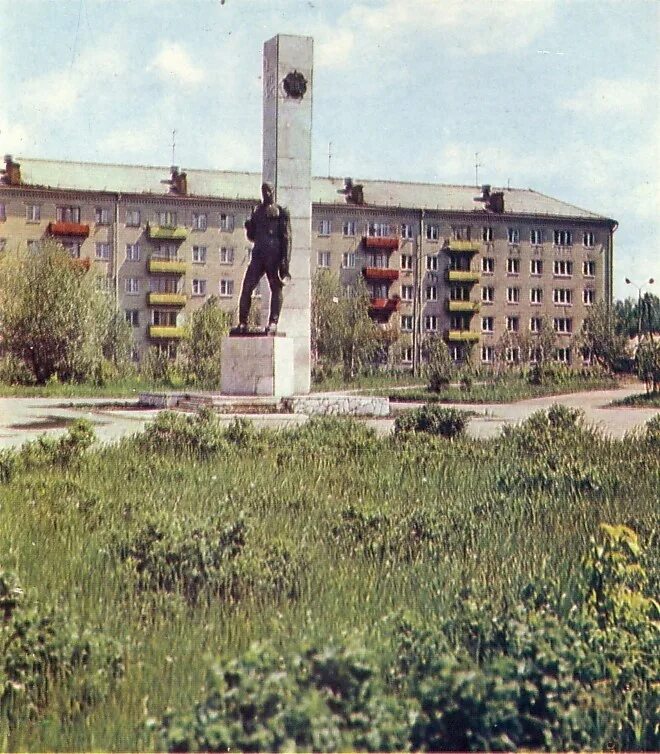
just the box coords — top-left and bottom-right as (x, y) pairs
(137, 408), (228, 458)
(18, 419), (95, 469)
(394, 405), (470, 438)
(645, 413), (660, 446)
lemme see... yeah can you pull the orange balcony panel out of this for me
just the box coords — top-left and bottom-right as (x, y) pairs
(363, 236), (399, 250)
(362, 266), (399, 282)
(48, 221), (90, 238)
(369, 296), (401, 313)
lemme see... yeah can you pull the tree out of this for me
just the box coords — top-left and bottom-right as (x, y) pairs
(613, 294), (660, 337)
(574, 301), (630, 372)
(183, 296), (232, 387)
(311, 271), (382, 380)
(635, 337), (660, 395)
(423, 335), (453, 391)
(0, 241), (129, 384)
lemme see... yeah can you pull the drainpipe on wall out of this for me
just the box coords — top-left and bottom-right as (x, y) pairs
(113, 194), (121, 312)
(412, 208), (425, 376)
(607, 221), (618, 311)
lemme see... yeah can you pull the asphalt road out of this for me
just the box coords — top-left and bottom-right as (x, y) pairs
(0, 383), (656, 449)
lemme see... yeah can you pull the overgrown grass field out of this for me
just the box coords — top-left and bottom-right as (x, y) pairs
(0, 407), (657, 751)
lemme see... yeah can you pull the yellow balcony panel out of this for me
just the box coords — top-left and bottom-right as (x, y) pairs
(148, 258), (187, 274)
(146, 223), (187, 241)
(445, 241), (480, 253)
(149, 325), (186, 339)
(446, 300), (480, 313)
(446, 270), (480, 283)
(147, 292), (187, 306)
(447, 330), (480, 343)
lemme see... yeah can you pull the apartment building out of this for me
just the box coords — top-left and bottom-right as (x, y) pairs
(0, 156), (616, 368)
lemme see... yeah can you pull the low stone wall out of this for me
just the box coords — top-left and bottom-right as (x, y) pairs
(282, 394), (390, 417)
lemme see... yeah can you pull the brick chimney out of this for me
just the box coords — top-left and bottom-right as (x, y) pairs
(2, 155), (21, 186)
(169, 166), (187, 195)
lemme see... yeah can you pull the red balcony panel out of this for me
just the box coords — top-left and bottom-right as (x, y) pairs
(362, 266), (399, 282)
(48, 221), (90, 238)
(362, 236), (399, 250)
(369, 296), (401, 313)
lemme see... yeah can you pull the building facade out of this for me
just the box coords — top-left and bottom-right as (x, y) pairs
(0, 156), (616, 368)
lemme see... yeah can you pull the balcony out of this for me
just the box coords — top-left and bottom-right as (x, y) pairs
(446, 269), (480, 283)
(147, 292), (187, 307)
(48, 221), (90, 238)
(362, 236), (399, 251)
(446, 330), (480, 343)
(148, 258), (187, 274)
(369, 296), (401, 313)
(149, 325), (185, 339)
(146, 223), (187, 241)
(444, 240), (480, 254)
(362, 266), (399, 282)
(446, 300), (480, 313)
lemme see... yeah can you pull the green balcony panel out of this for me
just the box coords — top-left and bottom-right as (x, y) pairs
(147, 292), (187, 306)
(147, 223), (188, 241)
(447, 330), (480, 342)
(446, 270), (480, 283)
(446, 300), (480, 313)
(147, 258), (187, 274)
(149, 325), (186, 339)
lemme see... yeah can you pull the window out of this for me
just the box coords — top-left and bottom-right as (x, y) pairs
(583, 232), (595, 248)
(368, 253), (388, 268)
(401, 285), (414, 301)
(400, 223), (413, 240)
(155, 243), (178, 260)
(152, 309), (178, 327)
(401, 315), (413, 331)
(425, 285), (437, 301)
(220, 213), (235, 232)
(554, 260), (573, 277)
(530, 259), (543, 275)
(506, 316), (519, 332)
(63, 241), (81, 258)
(125, 310), (139, 327)
(553, 288), (573, 305)
(530, 228), (544, 245)
(96, 276), (112, 293)
(192, 212), (207, 231)
(426, 224), (439, 241)
(553, 229), (573, 246)
(342, 252), (356, 269)
(126, 209), (141, 226)
(452, 226), (471, 241)
(0, 203), (6, 221)
(555, 347), (571, 364)
(57, 206), (81, 223)
(318, 219), (332, 236)
(449, 345), (464, 362)
(401, 346), (413, 363)
(507, 287), (520, 304)
(530, 317), (542, 333)
(219, 279), (234, 297)
(424, 315), (438, 332)
(370, 282), (389, 299)
(506, 347), (521, 364)
(318, 251), (331, 268)
(192, 245), (207, 264)
(401, 254), (413, 271)
(553, 317), (572, 334)
(481, 346), (494, 363)
(95, 207), (110, 225)
(507, 227), (520, 244)
(125, 277), (140, 294)
(26, 204), (41, 222)
(342, 220), (357, 237)
(95, 242), (110, 260)
(583, 260), (596, 277)
(450, 286), (470, 301)
(367, 222), (395, 238)
(507, 258), (520, 274)
(583, 288), (595, 305)
(482, 257), (494, 273)
(530, 288), (543, 305)
(126, 243), (141, 261)
(482, 286), (494, 303)
(157, 210), (177, 227)
(426, 255), (438, 271)
(482, 226), (493, 242)
(482, 316), (494, 333)
(450, 315), (470, 331)
(192, 279), (207, 296)
(219, 246), (234, 264)
(150, 277), (179, 294)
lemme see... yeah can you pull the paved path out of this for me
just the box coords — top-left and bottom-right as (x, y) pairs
(0, 383), (656, 448)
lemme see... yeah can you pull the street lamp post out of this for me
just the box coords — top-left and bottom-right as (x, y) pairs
(625, 277), (655, 336)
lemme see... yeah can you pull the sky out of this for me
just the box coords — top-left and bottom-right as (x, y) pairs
(1, 0), (657, 300)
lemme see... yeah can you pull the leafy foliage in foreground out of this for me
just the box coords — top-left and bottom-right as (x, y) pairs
(394, 405), (471, 438)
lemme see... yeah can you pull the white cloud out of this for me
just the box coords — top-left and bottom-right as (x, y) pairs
(563, 78), (655, 115)
(148, 42), (205, 85)
(316, 29), (355, 70)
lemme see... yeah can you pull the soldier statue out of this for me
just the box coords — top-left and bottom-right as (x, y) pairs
(235, 182), (291, 335)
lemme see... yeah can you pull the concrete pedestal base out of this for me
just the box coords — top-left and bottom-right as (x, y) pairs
(221, 335), (294, 397)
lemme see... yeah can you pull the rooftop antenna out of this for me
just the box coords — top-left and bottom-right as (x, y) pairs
(171, 129), (177, 166)
(328, 141), (333, 177)
(474, 152), (482, 188)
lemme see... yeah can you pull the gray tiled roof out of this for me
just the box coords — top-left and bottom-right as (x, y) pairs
(14, 156), (613, 222)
